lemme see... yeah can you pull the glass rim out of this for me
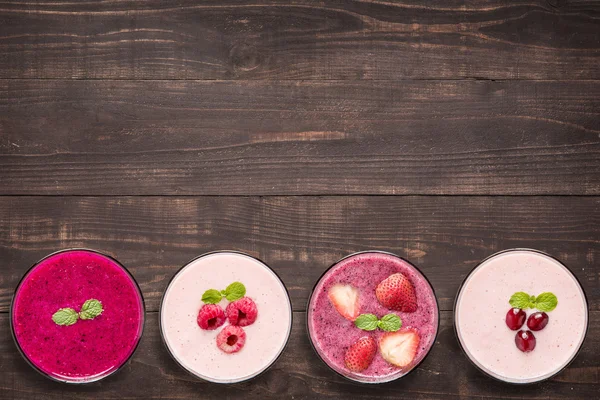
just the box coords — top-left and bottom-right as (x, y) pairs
(453, 247), (590, 385)
(306, 250), (441, 384)
(158, 250), (293, 384)
(9, 247), (146, 384)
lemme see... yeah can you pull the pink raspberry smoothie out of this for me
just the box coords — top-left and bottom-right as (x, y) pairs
(160, 251), (292, 383)
(11, 249), (144, 383)
(308, 252), (439, 383)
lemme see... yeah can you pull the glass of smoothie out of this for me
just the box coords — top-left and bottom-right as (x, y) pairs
(10, 249), (145, 383)
(307, 251), (439, 383)
(160, 251), (292, 383)
(454, 249), (589, 384)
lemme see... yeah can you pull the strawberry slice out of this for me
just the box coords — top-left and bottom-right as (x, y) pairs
(376, 273), (417, 312)
(327, 283), (360, 321)
(344, 336), (377, 372)
(379, 328), (420, 368)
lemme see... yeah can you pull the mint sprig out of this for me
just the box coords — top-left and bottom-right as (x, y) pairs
(52, 308), (79, 326)
(533, 292), (558, 312)
(79, 299), (103, 320)
(202, 289), (223, 304)
(509, 291), (558, 312)
(354, 314), (379, 331)
(202, 281), (246, 304)
(377, 314), (402, 331)
(355, 313), (402, 332)
(224, 282), (246, 301)
(52, 299), (104, 326)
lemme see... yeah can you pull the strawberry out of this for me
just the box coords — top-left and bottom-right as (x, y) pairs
(327, 283), (360, 321)
(216, 325), (246, 354)
(226, 297), (258, 327)
(344, 336), (377, 372)
(197, 304), (226, 330)
(379, 328), (420, 368)
(375, 273), (417, 312)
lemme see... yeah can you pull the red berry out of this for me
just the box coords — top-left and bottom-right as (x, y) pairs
(197, 304), (226, 330)
(527, 312), (549, 331)
(379, 328), (420, 368)
(515, 330), (536, 352)
(505, 308), (526, 330)
(328, 283), (360, 321)
(375, 273), (418, 313)
(216, 325), (246, 354)
(226, 297), (258, 327)
(344, 337), (377, 372)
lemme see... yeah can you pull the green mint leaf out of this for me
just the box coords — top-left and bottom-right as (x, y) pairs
(535, 292), (558, 312)
(378, 314), (402, 332)
(224, 282), (246, 301)
(509, 292), (532, 309)
(354, 314), (379, 331)
(79, 299), (103, 320)
(201, 289), (223, 304)
(52, 308), (79, 326)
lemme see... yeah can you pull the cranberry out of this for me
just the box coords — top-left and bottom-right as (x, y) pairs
(527, 312), (549, 331)
(515, 330), (536, 352)
(505, 308), (526, 330)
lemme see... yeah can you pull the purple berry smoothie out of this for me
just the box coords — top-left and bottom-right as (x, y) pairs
(308, 252), (438, 383)
(11, 250), (144, 383)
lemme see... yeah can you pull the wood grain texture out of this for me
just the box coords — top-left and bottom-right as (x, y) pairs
(0, 196), (598, 313)
(0, 311), (598, 399)
(0, 0), (599, 80)
(1, 80), (599, 195)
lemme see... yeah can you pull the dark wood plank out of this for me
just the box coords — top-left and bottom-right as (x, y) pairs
(1, 80), (599, 195)
(1, 196), (598, 313)
(0, 0), (599, 80)
(0, 311), (598, 399)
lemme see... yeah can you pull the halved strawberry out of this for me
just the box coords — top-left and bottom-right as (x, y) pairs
(376, 273), (417, 312)
(344, 336), (377, 372)
(327, 283), (360, 321)
(379, 328), (420, 368)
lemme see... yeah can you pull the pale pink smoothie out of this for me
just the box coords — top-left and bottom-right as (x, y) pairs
(308, 252), (439, 383)
(160, 252), (292, 383)
(11, 249), (145, 383)
(455, 249), (588, 383)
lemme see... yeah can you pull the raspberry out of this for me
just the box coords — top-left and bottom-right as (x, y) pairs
(216, 325), (246, 354)
(197, 304), (226, 330)
(226, 297), (258, 327)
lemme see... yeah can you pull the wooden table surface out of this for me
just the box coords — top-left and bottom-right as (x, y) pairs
(1, 1), (599, 398)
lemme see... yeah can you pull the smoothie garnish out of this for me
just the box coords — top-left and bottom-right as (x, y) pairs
(509, 291), (558, 312)
(52, 308), (79, 326)
(198, 281), (258, 354)
(379, 328), (420, 368)
(527, 312), (549, 331)
(507, 292), (557, 352)
(52, 298), (103, 326)
(376, 273), (417, 313)
(197, 304), (226, 330)
(328, 283), (360, 321)
(344, 337), (377, 372)
(217, 325), (247, 354)
(226, 297), (258, 326)
(355, 313), (402, 332)
(79, 299), (103, 320)
(202, 281), (246, 304)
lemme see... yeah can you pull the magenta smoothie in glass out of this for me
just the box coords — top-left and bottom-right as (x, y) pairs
(308, 251), (439, 383)
(11, 249), (145, 383)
